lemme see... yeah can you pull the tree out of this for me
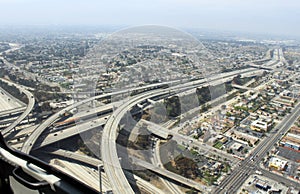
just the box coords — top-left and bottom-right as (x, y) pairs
(227, 149), (233, 154)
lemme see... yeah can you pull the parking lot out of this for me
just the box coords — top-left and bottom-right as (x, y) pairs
(278, 147), (300, 162)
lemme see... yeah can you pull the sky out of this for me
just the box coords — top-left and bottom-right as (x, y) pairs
(1, 0), (300, 37)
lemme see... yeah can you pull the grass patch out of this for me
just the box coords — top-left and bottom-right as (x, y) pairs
(213, 141), (223, 149)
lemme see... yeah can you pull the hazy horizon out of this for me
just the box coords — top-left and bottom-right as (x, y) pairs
(1, 0), (300, 37)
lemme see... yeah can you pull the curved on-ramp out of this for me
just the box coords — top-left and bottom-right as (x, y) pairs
(1, 80), (35, 136)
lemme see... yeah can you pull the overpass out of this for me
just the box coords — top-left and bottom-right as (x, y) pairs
(24, 67), (261, 154)
(47, 149), (103, 166)
(21, 78), (196, 154)
(140, 119), (170, 139)
(0, 117), (22, 126)
(20, 67), (264, 192)
(52, 158), (112, 192)
(47, 148), (206, 193)
(100, 82), (229, 193)
(131, 157), (208, 192)
(46, 149), (166, 194)
(34, 116), (108, 149)
(232, 84), (254, 91)
(143, 118), (239, 163)
(21, 89), (134, 154)
(1, 79), (35, 136)
(99, 68), (264, 194)
(0, 107), (26, 119)
(151, 140), (182, 194)
(35, 103), (171, 150)
(249, 49), (286, 70)
(249, 63), (275, 70)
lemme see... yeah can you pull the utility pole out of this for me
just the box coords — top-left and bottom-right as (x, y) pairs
(98, 164), (103, 194)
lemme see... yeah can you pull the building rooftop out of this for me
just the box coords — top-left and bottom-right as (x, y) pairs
(268, 157), (288, 170)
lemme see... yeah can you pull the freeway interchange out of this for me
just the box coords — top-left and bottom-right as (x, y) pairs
(17, 67), (266, 193)
(5, 64), (299, 193)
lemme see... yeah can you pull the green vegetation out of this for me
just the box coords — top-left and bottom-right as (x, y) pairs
(200, 104), (211, 113)
(0, 79), (28, 103)
(227, 149), (233, 154)
(221, 163), (231, 173)
(213, 141), (223, 149)
(190, 149), (198, 156)
(234, 106), (248, 112)
(0, 68), (69, 103)
(203, 170), (218, 185)
(60, 82), (71, 89)
(178, 144), (186, 151)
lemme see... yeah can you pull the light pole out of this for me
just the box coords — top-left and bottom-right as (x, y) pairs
(98, 164), (103, 194)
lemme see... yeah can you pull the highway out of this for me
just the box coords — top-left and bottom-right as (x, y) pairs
(151, 140), (182, 194)
(36, 106), (171, 150)
(21, 89), (132, 154)
(131, 156), (208, 192)
(0, 107), (26, 119)
(140, 119), (170, 139)
(2, 43), (293, 193)
(17, 67), (263, 193)
(248, 48), (285, 70)
(215, 102), (300, 193)
(21, 67), (261, 155)
(100, 54), (288, 193)
(231, 84), (253, 91)
(0, 86), (25, 112)
(35, 116), (108, 149)
(47, 149), (166, 194)
(20, 78), (194, 154)
(0, 117), (22, 126)
(143, 119), (240, 164)
(100, 84), (220, 193)
(101, 87), (206, 194)
(101, 90), (168, 194)
(47, 149), (103, 166)
(1, 79), (35, 136)
(37, 73), (243, 193)
(52, 158), (112, 192)
(100, 68), (264, 194)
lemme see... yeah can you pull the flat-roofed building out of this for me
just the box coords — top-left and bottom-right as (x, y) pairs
(251, 119), (272, 132)
(268, 157), (288, 171)
(254, 178), (270, 191)
(290, 126), (300, 135)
